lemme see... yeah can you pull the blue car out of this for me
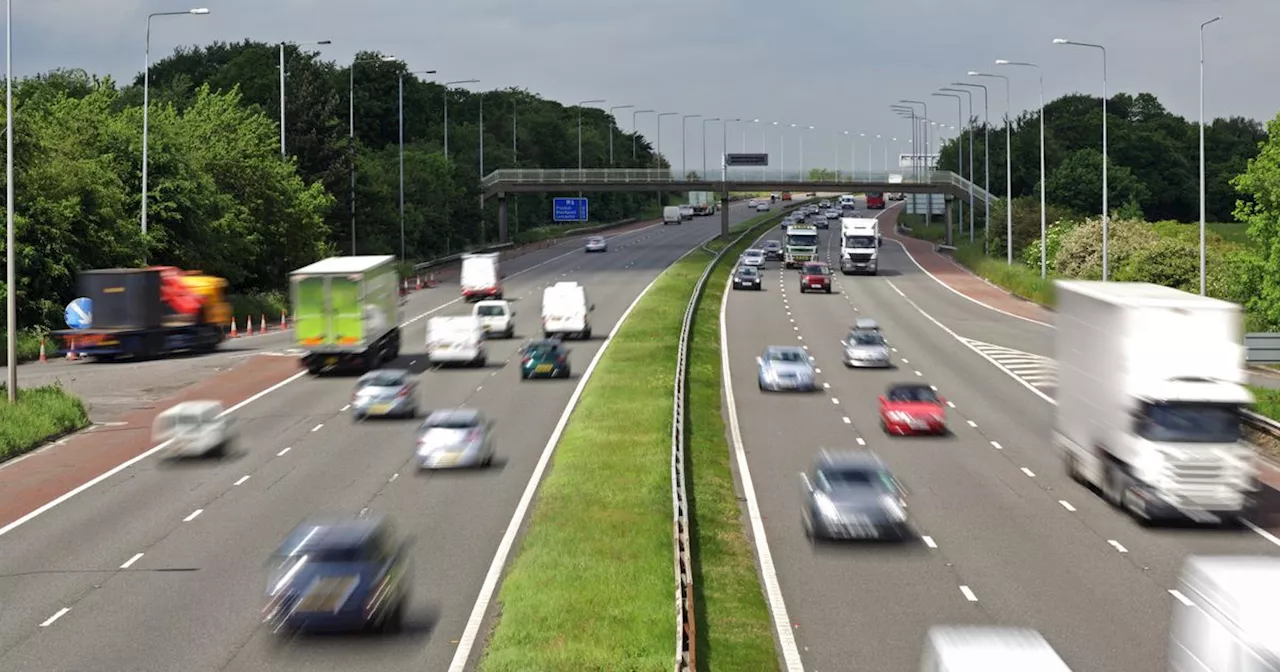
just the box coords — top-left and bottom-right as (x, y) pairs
(262, 516), (412, 634)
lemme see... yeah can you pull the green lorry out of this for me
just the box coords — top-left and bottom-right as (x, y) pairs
(290, 255), (403, 374)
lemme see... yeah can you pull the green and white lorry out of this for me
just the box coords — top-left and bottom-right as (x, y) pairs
(784, 223), (820, 268)
(290, 255), (403, 374)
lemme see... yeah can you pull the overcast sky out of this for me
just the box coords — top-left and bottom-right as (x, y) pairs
(17, 0), (1279, 174)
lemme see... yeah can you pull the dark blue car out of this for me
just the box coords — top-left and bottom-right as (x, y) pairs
(262, 516), (412, 634)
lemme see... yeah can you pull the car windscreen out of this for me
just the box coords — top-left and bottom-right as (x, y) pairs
(848, 332), (884, 346)
(476, 305), (506, 316)
(802, 264), (827, 275)
(737, 267), (759, 277)
(763, 242), (781, 249)
(426, 414), (480, 429)
(820, 468), (894, 491)
(362, 373), (405, 387)
(766, 350), (806, 363)
(888, 387), (938, 403)
(1137, 403), (1241, 444)
(786, 234), (818, 246)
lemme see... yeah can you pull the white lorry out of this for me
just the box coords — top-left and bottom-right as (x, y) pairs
(839, 217), (880, 275)
(1054, 281), (1258, 526)
(425, 315), (487, 366)
(541, 281), (593, 339)
(919, 626), (1073, 671)
(1168, 555), (1280, 671)
(663, 205), (683, 225)
(460, 252), (503, 302)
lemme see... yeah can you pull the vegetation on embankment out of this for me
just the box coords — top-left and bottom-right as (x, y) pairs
(0, 384), (91, 462)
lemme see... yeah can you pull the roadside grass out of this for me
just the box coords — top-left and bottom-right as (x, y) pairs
(896, 213), (947, 243)
(951, 241), (1057, 307)
(0, 329), (47, 366)
(1252, 386), (1280, 423)
(0, 383), (91, 462)
(228, 291), (288, 326)
(479, 204), (804, 672)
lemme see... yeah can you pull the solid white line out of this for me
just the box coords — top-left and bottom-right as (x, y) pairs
(1020, 467), (1036, 478)
(1059, 500), (1077, 512)
(991, 441), (1003, 450)
(448, 262), (674, 672)
(233, 475), (250, 486)
(276, 447), (291, 456)
(310, 424), (323, 432)
(119, 552), (144, 569)
(183, 509), (203, 522)
(39, 608), (70, 627)
(922, 535), (937, 548)
(1168, 589), (1194, 606)
(0, 369), (308, 539)
(1108, 540), (1129, 553)
(716, 267), (806, 672)
(959, 585), (978, 602)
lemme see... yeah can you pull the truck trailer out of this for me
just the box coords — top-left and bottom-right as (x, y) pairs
(1169, 555), (1280, 671)
(53, 266), (230, 361)
(291, 255), (402, 374)
(1054, 280), (1258, 526)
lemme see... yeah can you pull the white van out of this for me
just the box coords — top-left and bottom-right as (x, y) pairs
(839, 194), (857, 209)
(473, 300), (515, 339)
(153, 400), (234, 458)
(920, 626), (1073, 672)
(542, 281), (594, 339)
(426, 316), (487, 366)
(663, 205), (682, 225)
(460, 252), (502, 302)
(678, 204), (695, 220)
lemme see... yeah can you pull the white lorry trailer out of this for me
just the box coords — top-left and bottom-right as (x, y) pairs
(460, 252), (503, 302)
(839, 217), (880, 275)
(1169, 555), (1280, 672)
(919, 626), (1073, 671)
(1054, 281), (1258, 525)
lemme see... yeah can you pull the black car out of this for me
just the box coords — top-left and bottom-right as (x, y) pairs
(733, 265), (762, 290)
(800, 450), (911, 541)
(761, 240), (784, 261)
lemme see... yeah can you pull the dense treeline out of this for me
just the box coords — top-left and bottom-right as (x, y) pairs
(0, 40), (671, 332)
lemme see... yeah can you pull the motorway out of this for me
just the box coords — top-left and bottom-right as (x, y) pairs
(723, 198), (1280, 671)
(0, 201), (769, 672)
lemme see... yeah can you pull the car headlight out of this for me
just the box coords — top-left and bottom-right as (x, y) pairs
(880, 495), (907, 522)
(815, 492), (839, 519)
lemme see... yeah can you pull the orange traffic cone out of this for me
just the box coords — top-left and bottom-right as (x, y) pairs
(246, 316), (255, 337)
(66, 338), (79, 360)
(39, 338), (47, 363)
(415, 276), (422, 290)
(281, 310), (288, 330)
(230, 317), (238, 338)
(260, 314), (267, 333)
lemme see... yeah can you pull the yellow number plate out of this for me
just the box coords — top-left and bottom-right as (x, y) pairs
(370, 404), (391, 414)
(535, 364), (553, 373)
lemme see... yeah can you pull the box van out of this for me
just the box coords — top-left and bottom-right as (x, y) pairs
(472, 300), (515, 339)
(153, 400), (234, 458)
(460, 253), (502, 302)
(425, 316), (487, 366)
(542, 281), (594, 339)
(919, 626), (1073, 672)
(663, 205), (682, 225)
(839, 194), (857, 209)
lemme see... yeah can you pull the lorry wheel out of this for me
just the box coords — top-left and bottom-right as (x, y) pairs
(1102, 463), (1128, 507)
(583, 328), (592, 339)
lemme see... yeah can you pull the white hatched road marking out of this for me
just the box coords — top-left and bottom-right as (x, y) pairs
(959, 337), (1057, 390)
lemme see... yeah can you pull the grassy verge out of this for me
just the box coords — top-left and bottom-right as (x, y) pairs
(951, 241), (1057, 307)
(228, 291), (288, 325)
(1252, 386), (1280, 423)
(480, 206), (800, 672)
(0, 329), (48, 366)
(896, 213), (948, 243)
(0, 384), (91, 461)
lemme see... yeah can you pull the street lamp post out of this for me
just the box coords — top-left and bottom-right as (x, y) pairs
(933, 92), (964, 242)
(656, 112), (678, 169)
(681, 114), (700, 178)
(5, 0), (13, 400)
(279, 39), (331, 158)
(970, 71), (1013, 264)
(1198, 17), (1221, 296)
(442, 79), (480, 160)
(142, 8), (210, 248)
(900, 100), (930, 227)
(1054, 38), (1110, 280)
(996, 59), (1047, 278)
(941, 87), (975, 241)
(632, 109), (654, 160)
(398, 69), (436, 262)
(608, 104), (634, 165)
(348, 54), (398, 255)
(701, 117), (720, 175)
(578, 99), (606, 176)
(953, 82), (990, 252)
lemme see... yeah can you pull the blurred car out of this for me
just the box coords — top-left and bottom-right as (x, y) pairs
(880, 383), (948, 435)
(416, 408), (495, 468)
(757, 345), (818, 391)
(733, 265), (762, 290)
(853, 317), (880, 332)
(843, 329), (891, 368)
(741, 248), (766, 268)
(519, 338), (571, 379)
(818, 200), (831, 209)
(351, 369), (419, 420)
(262, 516), (412, 634)
(747, 199), (759, 208)
(799, 262), (833, 294)
(757, 202), (771, 212)
(679, 204), (695, 220)
(825, 209), (840, 220)
(807, 204), (821, 215)
(762, 240), (784, 261)
(153, 400), (234, 459)
(800, 450), (911, 541)
(584, 236), (608, 253)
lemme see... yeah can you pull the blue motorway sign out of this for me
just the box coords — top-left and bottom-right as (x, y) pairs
(553, 197), (589, 222)
(65, 297), (92, 330)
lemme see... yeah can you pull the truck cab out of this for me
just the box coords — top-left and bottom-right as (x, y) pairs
(839, 217), (880, 275)
(865, 192), (886, 209)
(783, 224), (819, 269)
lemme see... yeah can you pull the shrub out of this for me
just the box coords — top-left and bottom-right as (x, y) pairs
(1052, 217), (1160, 279)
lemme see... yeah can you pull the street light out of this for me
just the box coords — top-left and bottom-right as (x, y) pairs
(398, 68), (437, 262)
(632, 109), (654, 160)
(933, 91), (965, 241)
(1199, 17), (1222, 296)
(842, 130), (853, 178)
(142, 8), (210, 247)
(443, 79), (479, 159)
(794, 124), (814, 178)
(349, 54), (398, 255)
(970, 71), (1013, 264)
(953, 81), (990, 252)
(773, 121), (783, 179)
(5, 0), (13, 400)
(1054, 38), (1110, 280)
(656, 112), (678, 170)
(702, 117), (720, 175)
(681, 114), (700, 178)
(578, 99), (606, 175)
(941, 86), (976, 241)
(608, 104), (634, 165)
(891, 105), (916, 178)
(995, 59), (1047, 279)
(279, 39), (331, 158)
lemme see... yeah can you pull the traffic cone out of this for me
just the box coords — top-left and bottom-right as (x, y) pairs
(281, 310), (288, 330)
(260, 314), (267, 333)
(230, 317), (238, 338)
(246, 316), (254, 337)
(66, 338), (79, 361)
(415, 276), (422, 290)
(39, 338), (47, 363)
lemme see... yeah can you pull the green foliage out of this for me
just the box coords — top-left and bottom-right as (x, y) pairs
(1251, 386), (1280, 425)
(954, 242), (1057, 306)
(1052, 217), (1164, 280)
(989, 195), (1079, 259)
(0, 384), (91, 461)
(1232, 110), (1280, 330)
(1045, 148), (1147, 218)
(1020, 220), (1074, 269)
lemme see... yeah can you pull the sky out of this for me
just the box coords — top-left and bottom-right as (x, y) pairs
(15, 0), (1280, 176)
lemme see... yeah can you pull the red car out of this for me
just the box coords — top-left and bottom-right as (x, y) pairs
(879, 383), (948, 435)
(799, 262), (833, 294)
(866, 192), (886, 209)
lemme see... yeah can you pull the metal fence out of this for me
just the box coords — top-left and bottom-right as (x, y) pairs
(1246, 333), (1280, 364)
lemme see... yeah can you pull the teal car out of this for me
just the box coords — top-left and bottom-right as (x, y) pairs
(519, 339), (571, 379)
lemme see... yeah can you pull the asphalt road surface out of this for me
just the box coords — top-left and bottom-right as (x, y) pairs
(0, 201), (776, 672)
(722, 198), (1280, 671)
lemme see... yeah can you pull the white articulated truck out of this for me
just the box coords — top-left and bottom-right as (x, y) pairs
(839, 217), (880, 275)
(1168, 555), (1280, 671)
(1054, 281), (1258, 526)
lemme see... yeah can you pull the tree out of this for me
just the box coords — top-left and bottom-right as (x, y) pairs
(1045, 148), (1148, 219)
(1231, 111), (1280, 328)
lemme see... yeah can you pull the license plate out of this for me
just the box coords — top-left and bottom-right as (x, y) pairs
(810, 283), (823, 288)
(370, 404), (391, 414)
(535, 364), (552, 373)
(297, 576), (359, 613)
(326, 356), (338, 365)
(435, 453), (460, 466)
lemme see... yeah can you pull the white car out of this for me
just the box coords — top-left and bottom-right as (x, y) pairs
(153, 400), (234, 459)
(756, 202), (770, 212)
(747, 199), (759, 208)
(741, 249), (767, 268)
(825, 209), (840, 219)
(584, 236), (607, 253)
(679, 205), (695, 220)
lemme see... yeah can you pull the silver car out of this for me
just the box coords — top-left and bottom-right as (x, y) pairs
(853, 317), (880, 332)
(801, 450), (911, 541)
(757, 345), (818, 392)
(807, 204), (820, 214)
(843, 329), (891, 368)
(756, 202), (770, 212)
(584, 236), (608, 253)
(824, 209), (840, 219)
(351, 369), (418, 420)
(416, 409), (495, 469)
(741, 248), (766, 268)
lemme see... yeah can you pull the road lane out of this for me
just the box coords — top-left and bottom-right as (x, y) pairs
(0, 202), (772, 671)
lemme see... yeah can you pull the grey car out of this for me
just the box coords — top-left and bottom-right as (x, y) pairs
(842, 329), (891, 368)
(584, 236), (608, 253)
(800, 450), (911, 541)
(757, 345), (818, 391)
(853, 317), (880, 332)
(761, 240), (784, 261)
(351, 369), (418, 420)
(741, 248), (766, 268)
(416, 408), (495, 469)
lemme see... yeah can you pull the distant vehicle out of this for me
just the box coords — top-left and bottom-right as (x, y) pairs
(473, 299), (515, 339)
(263, 516), (412, 634)
(920, 626), (1073, 671)
(425, 316), (487, 367)
(839, 194), (857, 210)
(756, 202), (771, 212)
(781, 192), (793, 201)
(541, 281), (593, 340)
(762, 240), (784, 261)
(416, 408), (495, 468)
(807, 204), (821, 214)
(853, 317), (880, 332)
(291, 255), (401, 374)
(757, 345), (818, 392)
(663, 205), (683, 225)
(460, 252), (503, 302)
(800, 450), (911, 541)
(741, 249), (767, 268)
(799, 262), (833, 294)
(1169, 555), (1280, 671)
(747, 199), (759, 208)
(818, 200), (831, 209)
(886, 174), (905, 200)
(678, 204), (695, 220)
(732, 265), (762, 291)
(350, 369), (419, 420)
(153, 400), (234, 459)
(842, 329), (891, 368)
(584, 236), (608, 253)
(519, 338), (572, 379)
(824, 209), (840, 219)
(865, 192), (886, 209)
(880, 383), (947, 435)
(840, 217), (880, 275)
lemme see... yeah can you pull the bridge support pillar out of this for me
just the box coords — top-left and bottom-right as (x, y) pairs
(497, 192), (509, 244)
(944, 196), (954, 247)
(720, 191), (730, 239)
